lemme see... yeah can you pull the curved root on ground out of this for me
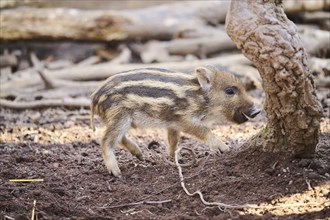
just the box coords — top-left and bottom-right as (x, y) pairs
(174, 146), (325, 212)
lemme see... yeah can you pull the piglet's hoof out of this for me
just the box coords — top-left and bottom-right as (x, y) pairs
(108, 167), (122, 177)
(211, 143), (229, 155)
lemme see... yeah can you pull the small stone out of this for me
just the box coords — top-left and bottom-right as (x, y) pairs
(53, 162), (60, 168)
(29, 112), (41, 121)
(298, 159), (311, 168)
(43, 150), (51, 155)
(33, 135), (39, 143)
(147, 141), (160, 150)
(308, 172), (321, 180)
(265, 168), (275, 176)
(64, 120), (75, 128)
(81, 152), (88, 157)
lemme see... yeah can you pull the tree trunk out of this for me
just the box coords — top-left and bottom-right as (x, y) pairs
(225, 0), (323, 156)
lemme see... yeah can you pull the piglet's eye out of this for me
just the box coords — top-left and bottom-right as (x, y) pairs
(225, 87), (236, 95)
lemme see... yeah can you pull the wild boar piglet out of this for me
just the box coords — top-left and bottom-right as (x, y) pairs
(90, 65), (260, 176)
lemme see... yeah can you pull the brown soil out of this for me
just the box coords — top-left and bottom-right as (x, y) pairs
(0, 96), (329, 219)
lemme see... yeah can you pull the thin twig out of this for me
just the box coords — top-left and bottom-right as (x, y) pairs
(305, 178), (312, 190)
(9, 179), (44, 183)
(31, 200), (36, 220)
(98, 199), (172, 209)
(272, 161), (279, 170)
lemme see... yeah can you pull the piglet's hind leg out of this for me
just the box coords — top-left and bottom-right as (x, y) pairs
(121, 135), (143, 160)
(101, 118), (131, 177)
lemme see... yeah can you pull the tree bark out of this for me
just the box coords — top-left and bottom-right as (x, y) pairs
(226, 0), (323, 156)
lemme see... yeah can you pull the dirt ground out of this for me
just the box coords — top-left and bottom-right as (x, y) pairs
(0, 88), (329, 220)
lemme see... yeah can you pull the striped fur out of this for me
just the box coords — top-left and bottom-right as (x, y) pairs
(91, 68), (206, 127)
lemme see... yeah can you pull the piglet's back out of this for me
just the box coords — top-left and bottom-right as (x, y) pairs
(91, 68), (201, 118)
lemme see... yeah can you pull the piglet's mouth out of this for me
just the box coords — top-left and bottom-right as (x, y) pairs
(233, 106), (261, 124)
(233, 111), (249, 124)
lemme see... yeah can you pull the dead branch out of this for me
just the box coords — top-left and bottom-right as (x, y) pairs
(27, 53), (99, 92)
(168, 36), (236, 56)
(13, 86), (94, 102)
(0, 97), (90, 109)
(0, 53), (17, 68)
(30, 53), (56, 89)
(0, 67), (13, 84)
(46, 60), (73, 70)
(76, 56), (101, 66)
(0, 78), (99, 99)
(133, 40), (184, 63)
(109, 45), (132, 64)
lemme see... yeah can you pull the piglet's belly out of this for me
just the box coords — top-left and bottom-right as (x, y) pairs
(131, 112), (173, 128)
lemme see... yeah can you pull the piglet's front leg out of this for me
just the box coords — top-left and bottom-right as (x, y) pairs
(206, 133), (230, 154)
(183, 125), (230, 154)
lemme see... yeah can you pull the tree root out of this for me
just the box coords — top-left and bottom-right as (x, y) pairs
(164, 146), (199, 168)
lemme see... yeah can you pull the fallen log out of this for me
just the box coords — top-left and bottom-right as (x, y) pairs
(133, 30), (237, 63)
(283, 0), (330, 13)
(1, 1), (329, 42)
(0, 1), (229, 41)
(167, 33), (236, 56)
(298, 11), (330, 30)
(309, 57), (330, 88)
(298, 27), (330, 57)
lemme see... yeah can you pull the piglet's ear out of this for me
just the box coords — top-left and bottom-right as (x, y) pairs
(195, 67), (214, 92)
